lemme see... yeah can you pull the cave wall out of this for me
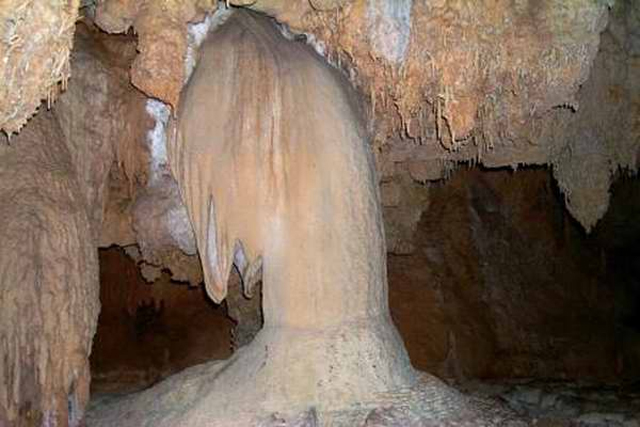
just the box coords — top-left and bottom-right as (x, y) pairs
(0, 111), (98, 427)
(592, 176), (640, 381)
(0, 20), (146, 426)
(91, 247), (232, 393)
(387, 168), (617, 381)
(0, 0), (79, 134)
(548, 0), (640, 230)
(90, 166), (628, 393)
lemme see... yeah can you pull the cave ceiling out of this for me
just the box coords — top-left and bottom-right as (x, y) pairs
(0, 0), (638, 231)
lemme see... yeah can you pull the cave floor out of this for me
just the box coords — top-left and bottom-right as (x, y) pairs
(87, 379), (639, 426)
(456, 379), (640, 427)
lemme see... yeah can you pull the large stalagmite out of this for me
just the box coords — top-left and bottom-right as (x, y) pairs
(88, 10), (523, 426)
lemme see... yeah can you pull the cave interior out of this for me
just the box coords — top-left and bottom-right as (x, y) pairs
(1, 0), (640, 426)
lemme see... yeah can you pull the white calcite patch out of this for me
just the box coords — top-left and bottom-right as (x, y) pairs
(167, 203), (197, 255)
(366, 0), (413, 64)
(144, 99), (197, 255)
(185, 7), (234, 82)
(145, 98), (171, 183)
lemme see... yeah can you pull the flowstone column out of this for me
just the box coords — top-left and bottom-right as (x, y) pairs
(169, 8), (416, 420)
(88, 9), (524, 427)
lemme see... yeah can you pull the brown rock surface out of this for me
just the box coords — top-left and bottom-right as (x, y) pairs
(54, 23), (148, 240)
(0, 111), (99, 426)
(388, 168), (617, 381)
(93, 0), (218, 108)
(0, 1), (638, 425)
(549, 0), (640, 231)
(91, 247), (232, 393)
(2, 0), (638, 231)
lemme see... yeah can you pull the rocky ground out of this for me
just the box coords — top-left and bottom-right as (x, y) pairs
(458, 379), (640, 427)
(87, 378), (639, 426)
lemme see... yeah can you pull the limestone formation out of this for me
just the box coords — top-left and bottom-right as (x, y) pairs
(87, 10), (524, 426)
(0, 111), (98, 427)
(0, 21), (144, 426)
(0, 1), (639, 426)
(0, 0), (79, 134)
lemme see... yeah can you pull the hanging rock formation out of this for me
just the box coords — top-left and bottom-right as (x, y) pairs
(87, 10), (525, 426)
(0, 0), (79, 134)
(2, 0), (636, 230)
(0, 0), (639, 426)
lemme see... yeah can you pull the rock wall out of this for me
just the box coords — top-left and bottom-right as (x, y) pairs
(91, 247), (232, 393)
(0, 111), (98, 427)
(592, 176), (640, 381)
(92, 0), (218, 108)
(388, 168), (617, 381)
(549, 0), (640, 230)
(91, 166), (629, 395)
(0, 20), (149, 426)
(200, 167), (621, 383)
(0, 0), (638, 423)
(54, 23), (148, 241)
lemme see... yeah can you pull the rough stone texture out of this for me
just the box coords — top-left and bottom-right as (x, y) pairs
(99, 166), (138, 247)
(548, 0), (640, 231)
(0, 111), (99, 426)
(273, 1), (608, 153)
(91, 167), (630, 397)
(87, 10), (524, 426)
(2, 0), (638, 231)
(129, 178), (204, 285)
(0, 19), (164, 426)
(54, 22), (148, 241)
(0, 0), (638, 425)
(389, 168), (618, 381)
(225, 271), (264, 349)
(90, 0), (612, 151)
(460, 379), (640, 426)
(239, 0), (639, 232)
(0, 21), (150, 426)
(91, 247), (232, 393)
(380, 173), (430, 255)
(93, 0), (218, 108)
(0, 0), (79, 134)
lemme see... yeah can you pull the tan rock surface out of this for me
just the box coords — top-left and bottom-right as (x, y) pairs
(0, 0), (79, 134)
(0, 110), (98, 426)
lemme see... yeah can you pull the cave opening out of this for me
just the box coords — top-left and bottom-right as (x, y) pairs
(1, 0), (639, 426)
(90, 245), (236, 394)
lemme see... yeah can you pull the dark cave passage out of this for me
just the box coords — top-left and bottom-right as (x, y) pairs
(91, 246), (234, 393)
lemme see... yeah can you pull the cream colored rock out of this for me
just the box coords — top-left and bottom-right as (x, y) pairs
(0, 0), (79, 134)
(87, 10), (523, 426)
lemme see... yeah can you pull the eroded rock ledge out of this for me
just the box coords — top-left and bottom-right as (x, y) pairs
(2, 0), (638, 231)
